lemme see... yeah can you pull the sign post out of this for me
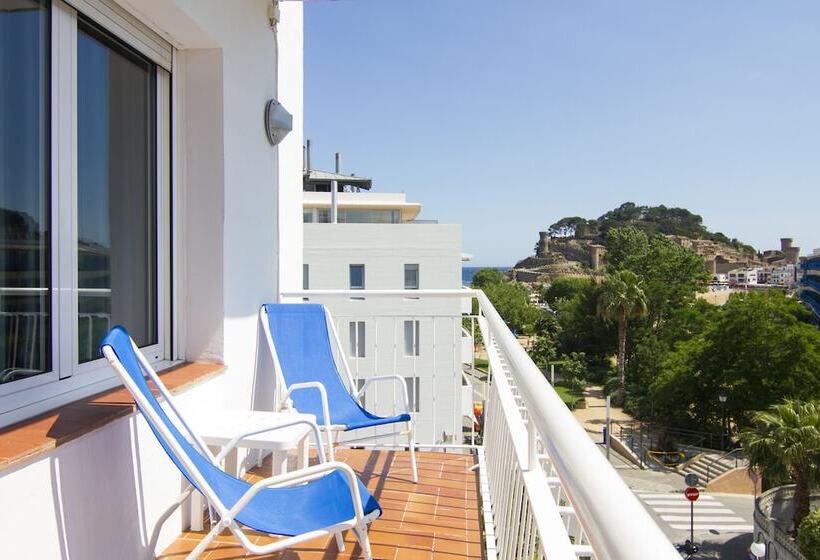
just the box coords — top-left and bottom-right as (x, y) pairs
(684, 486), (700, 549)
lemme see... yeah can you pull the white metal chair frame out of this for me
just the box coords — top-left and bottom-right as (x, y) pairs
(102, 340), (379, 560)
(260, 305), (418, 483)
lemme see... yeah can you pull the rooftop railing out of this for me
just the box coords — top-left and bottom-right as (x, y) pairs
(281, 289), (680, 560)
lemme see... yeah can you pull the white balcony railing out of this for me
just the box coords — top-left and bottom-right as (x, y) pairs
(281, 289), (679, 560)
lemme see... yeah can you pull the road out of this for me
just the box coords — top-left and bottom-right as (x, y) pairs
(571, 387), (756, 558)
(598, 442), (755, 559)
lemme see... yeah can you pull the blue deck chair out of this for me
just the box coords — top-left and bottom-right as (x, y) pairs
(99, 326), (381, 560)
(260, 303), (418, 483)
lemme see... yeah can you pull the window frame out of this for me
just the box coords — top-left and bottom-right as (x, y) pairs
(404, 376), (420, 412)
(404, 264), (419, 290)
(349, 264), (365, 290)
(355, 378), (367, 408)
(404, 319), (420, 357)
(349, 320), (365, 358)
(0, 0), (172, 426)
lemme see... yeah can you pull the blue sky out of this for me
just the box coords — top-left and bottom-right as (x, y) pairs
(304, 1), (820, 266)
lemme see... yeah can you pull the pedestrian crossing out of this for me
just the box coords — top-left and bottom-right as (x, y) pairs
(634, 491), (753, 533)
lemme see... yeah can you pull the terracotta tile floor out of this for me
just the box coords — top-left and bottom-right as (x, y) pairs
(159, 449), (483, 560)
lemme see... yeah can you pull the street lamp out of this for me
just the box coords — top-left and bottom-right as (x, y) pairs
(750, 541), (766, 559)
(718, 392), (728, 450)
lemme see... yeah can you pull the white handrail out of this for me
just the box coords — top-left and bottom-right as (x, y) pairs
(475, 291), (679, 560)
(281, 289), (476, 298)
(281, 288), (679, 559)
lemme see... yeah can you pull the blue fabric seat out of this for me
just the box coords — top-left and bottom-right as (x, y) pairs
(263, 304), (411, 430)
(99, 326), (381, 537)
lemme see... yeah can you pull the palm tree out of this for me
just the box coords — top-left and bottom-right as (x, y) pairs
(739, 400), (820, 532)
(596, 270), (648, 398)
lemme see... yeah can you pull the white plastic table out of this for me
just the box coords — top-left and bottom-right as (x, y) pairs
(187, 409), (316, 530)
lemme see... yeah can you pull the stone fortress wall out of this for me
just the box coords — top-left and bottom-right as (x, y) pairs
(514, 230), (801, 285)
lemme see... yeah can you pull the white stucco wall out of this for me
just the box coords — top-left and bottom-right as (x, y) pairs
(0, 0), (304, 557)
(0, 373), (228, 559)
(304, 224), (467, 444)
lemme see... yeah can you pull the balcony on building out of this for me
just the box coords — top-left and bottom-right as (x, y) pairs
(0, 1), (677, 559)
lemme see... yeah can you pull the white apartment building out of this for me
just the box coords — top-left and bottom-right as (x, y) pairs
(728, 265), (799, 287)
(302, 160), (471, 444)
(770, 264), (799, 287)
(728, 267), (759, 286)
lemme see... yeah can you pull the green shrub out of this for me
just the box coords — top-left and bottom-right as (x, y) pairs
(799, 508), (820, 560)
(559, 352), (588, 392)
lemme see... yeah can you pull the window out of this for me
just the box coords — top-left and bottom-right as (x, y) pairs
(303, 211), (313, 223)
(405, 377), (420, 412)
(316, 208), (330, 223)
(0, 1), (170, 423)
(338, 209), (401, 224)
(349, 321), (365, 358)
(302, 264), (309, 290)
(349, 264), (365, 290)
(355, 378), (366, 408)
(404, 320), (420, 356)
(77, 21), (158, 363)
(404, 264), (419, 290)
(1, 0), (51, 383)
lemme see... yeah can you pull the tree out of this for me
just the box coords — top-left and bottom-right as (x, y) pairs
(798, 508), (820, 560)
(541, 277), (593, 307)
(533, 309), (560, 339)
(530, 336), (557, 371)
(470, 267), (506, 289)
(739, 401), (820, 532)
(559, 352), (588, 393)
(596, 270), (648, 396)
(650, 291), (820, 430)
(547, 216), (599, 238)
(604, 226), (649, 272)
(482, 281), (541, 335)
(605, 227), (709, 327)
(554, 282), (616, 363)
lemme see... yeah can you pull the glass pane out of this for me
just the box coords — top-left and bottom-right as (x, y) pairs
(338, 209), (398, 224)
(405, 377), (419, 412)
(356, 379), (366, 408)
(349, 321), (365, 358)
(404, 264), (419, 289)
(77, 22), (157, 363)
(357, 322), (365, 357)
(349, 264), (364, 289)
(404, 321), (416, 356)
(0, 0), (51, 384)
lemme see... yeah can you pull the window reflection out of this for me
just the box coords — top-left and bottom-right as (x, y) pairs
(0, 0), (51, 384)
(77, 21), (157, 363)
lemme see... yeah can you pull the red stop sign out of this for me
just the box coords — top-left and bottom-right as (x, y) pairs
(684, 487), (700, 502)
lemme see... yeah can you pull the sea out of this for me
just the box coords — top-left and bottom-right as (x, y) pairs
(462, 266), (509, 287)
